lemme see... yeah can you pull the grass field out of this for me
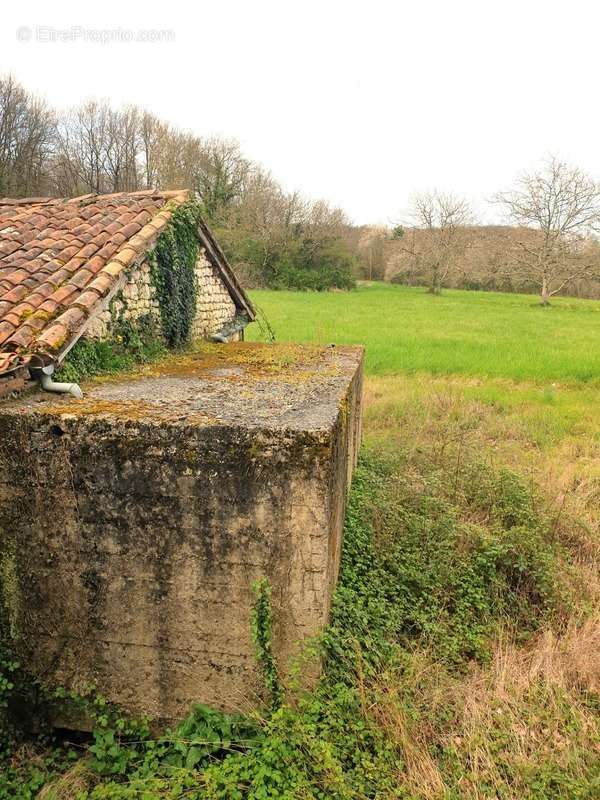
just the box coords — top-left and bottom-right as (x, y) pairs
(244, 282), (600, 798)
(248, 283), (600, 382)
(249, 281), (600, 456)
(8, 284), (600, 798)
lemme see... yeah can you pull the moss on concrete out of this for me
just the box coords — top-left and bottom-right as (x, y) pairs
(89, 342), (341, 385)
(0, 538), (22, 643)
(7, 344), (362, 432)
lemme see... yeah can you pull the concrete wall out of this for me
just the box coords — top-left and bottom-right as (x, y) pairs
(86, 247), (237, 341)
(0, 345), (363, 725)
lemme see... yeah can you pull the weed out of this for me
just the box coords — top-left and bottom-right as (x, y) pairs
(3, 285), (599, 797)
(251, 579), (283, 712)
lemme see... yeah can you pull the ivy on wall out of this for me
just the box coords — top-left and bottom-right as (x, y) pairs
(148, 201), (202, 348)
(58, 201), (202, 382)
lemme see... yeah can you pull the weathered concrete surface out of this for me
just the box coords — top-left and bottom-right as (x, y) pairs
(0, 343), (363, 724)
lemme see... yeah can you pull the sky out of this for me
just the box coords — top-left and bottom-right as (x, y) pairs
(1, 0), (599, 226)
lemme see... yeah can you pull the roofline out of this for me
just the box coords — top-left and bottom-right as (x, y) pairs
(50, 202), (256, 364)
(0, 189), (191, 207)
(0, 190), (255, 378)
(35, 192), (190, 363)
(196, 217), (256, 321)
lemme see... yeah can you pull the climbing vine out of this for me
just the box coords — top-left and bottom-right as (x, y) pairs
(148, 201), (202, 348)
(251, 578), (283, 712)
(57, 201), (202, 383)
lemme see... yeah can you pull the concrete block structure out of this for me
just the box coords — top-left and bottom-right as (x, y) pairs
(0, 343), (363, 724)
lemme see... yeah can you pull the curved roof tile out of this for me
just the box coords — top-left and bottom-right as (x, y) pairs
(0, 189), (189, 374)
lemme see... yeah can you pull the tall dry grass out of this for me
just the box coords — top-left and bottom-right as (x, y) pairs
(369, 618), (600, 799)
(361, 372), (600, 799)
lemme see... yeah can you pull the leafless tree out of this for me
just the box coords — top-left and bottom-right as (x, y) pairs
(209, 161), (352, 285)
(400, 191), (473, 294)
(494, 157), (600, 305)
(304, 199), (349, 240)
(351, 226), (388, 281)
(220, 168), (301, 274)
(53, 101), (111, 194)
(104, 105), (142, 192)
(139, 111), (166, 189)
(152, 127), (204, 191)
(53, 100), (146, 195)
(0, 75), (55, 196)
(194, 137), (250, 219)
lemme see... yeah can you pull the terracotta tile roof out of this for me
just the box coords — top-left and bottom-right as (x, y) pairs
(0, 189), (189, 376)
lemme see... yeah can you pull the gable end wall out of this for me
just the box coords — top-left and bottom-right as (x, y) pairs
(85, 248), (237, 342)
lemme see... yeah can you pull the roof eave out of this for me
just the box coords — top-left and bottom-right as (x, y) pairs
(196, 217), (256, 321)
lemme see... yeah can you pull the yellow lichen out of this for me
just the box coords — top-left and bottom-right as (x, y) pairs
(85, 342), (342, 389)
(0, 535), (23, 641)
(38, 396), (217, 425)
(31, 309), (53, 322)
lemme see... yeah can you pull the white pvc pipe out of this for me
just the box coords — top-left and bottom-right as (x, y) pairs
(37, 365), (83, 398)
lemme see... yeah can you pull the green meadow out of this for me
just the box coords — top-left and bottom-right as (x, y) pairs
(8, 284), (600, 798)
(245, 283), (600, 798)
(248, 283), (600, 383)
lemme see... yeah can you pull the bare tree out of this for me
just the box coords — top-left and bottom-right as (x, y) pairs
(53, 100), (149, 195)
(0, 75), (55, 196)
(193, 137), (250, 219)
(494, 157), (600, 305)
(104, 105), (142, 192)
(152, 127), (203, 190)
(400, 191), (473, 294)
(222, 168), (302, 275)
(139, 111), (166, 189)
(53, 101), (111, 194)
(355, 226), (388, 281)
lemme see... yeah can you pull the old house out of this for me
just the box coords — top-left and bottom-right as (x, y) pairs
(0, 189), (254, 398)
(0, 190), (363, 725)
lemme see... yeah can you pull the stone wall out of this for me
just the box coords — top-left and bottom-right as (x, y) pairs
(0, 344), (363, 726)
(86, 247), (237, 341)
(190, 259), (237, 340)
(85, 257), (159, 339)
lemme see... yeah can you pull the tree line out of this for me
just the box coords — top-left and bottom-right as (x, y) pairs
(0, 74), (356, 291)
(2, 74), (600, 303)
(353, 161), (600, 305)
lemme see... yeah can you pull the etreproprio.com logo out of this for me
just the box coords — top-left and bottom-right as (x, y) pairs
(16, 26), (176, 45)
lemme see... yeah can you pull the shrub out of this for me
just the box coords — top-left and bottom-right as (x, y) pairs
(216, 228), (357, 291)
(326, 453), (566, 676)
(57, 316), (165, 384)
(269, 238), (356, 291)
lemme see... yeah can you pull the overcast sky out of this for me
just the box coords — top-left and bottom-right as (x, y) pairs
(2, 0), (599, 225)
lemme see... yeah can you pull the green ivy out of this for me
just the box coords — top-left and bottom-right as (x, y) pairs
(0, 646), (19, 757)
(58, 315), (166, 384)
(148, 201), (202, 348)
(325, 454), (565, 680)
(57, 201), (202, 384)
(0, 449), (587, 799)
(251, 579), (283, 712)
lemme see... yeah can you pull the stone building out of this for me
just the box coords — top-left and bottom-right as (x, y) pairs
(0, 189), (255, 397)
(0, 190), (364, 725)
